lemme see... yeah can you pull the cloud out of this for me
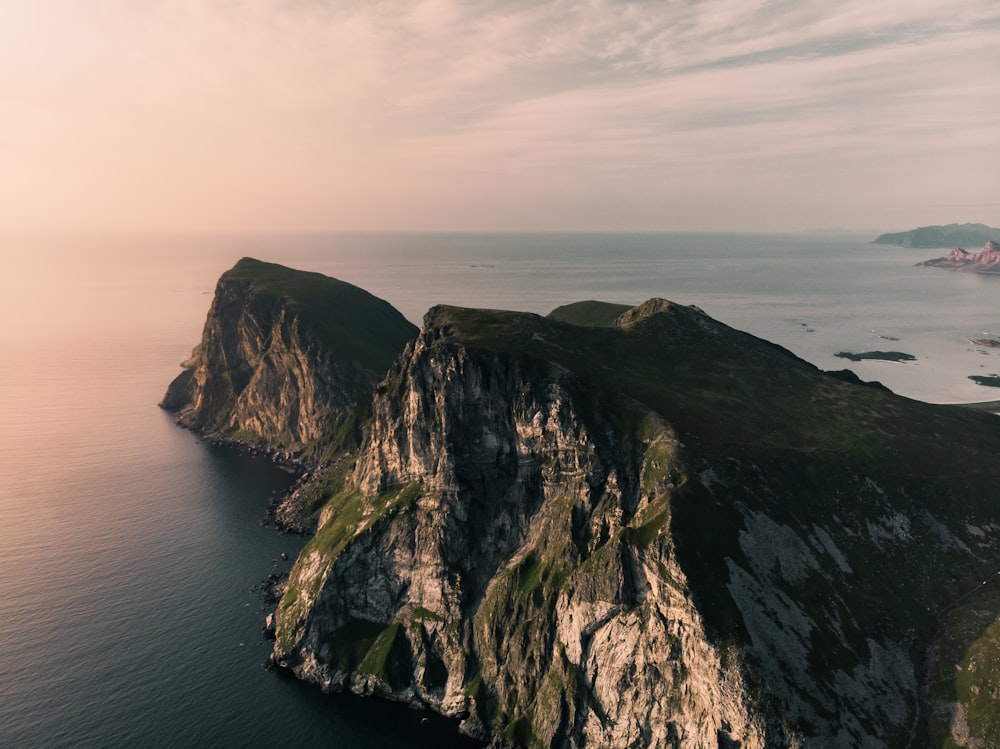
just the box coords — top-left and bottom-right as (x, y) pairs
(1, 0), (997, 231)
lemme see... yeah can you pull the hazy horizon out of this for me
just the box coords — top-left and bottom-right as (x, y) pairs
(2, 1), (997, 235)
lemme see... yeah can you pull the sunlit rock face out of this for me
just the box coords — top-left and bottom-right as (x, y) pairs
(276, 321), (768, 747)
(161, 257), (416, 461)
(270, 298), (1000, 748)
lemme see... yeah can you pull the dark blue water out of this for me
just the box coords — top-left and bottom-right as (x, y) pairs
(1, 231), (997, 747)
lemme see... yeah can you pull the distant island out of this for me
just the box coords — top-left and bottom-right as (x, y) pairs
(916, 240), (1000, 274)
(970, 374), (1000, 388)
(835, 350), (916, 362)
(874, 222), (999, 248)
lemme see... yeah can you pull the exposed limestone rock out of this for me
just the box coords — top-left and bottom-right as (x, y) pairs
(161, 257), (416, 462)
(275, 323), (768, 747)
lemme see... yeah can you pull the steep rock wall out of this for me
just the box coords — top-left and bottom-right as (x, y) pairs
(274, 325), (770, 747)
(271, 304), (1000, 748)
(164, 276), (367, 452)
(162, 258), (417, 461)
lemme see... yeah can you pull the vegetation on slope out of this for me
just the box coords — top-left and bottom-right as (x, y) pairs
(424, 300), (1000, 462)
(275, 481), (422, 654)
(224, 257), (417, 373)
(546, 300), (633, 327)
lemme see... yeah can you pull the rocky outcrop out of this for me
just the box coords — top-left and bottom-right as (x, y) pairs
(917, 240), (1000, 273)
(274, 312), (766, 746)
(875, 223), (999, 248)
(270, 298), (1000, 747)
(161, 258), (417, 462)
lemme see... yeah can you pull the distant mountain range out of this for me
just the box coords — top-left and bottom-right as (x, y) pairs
(874, 222), (999, 248)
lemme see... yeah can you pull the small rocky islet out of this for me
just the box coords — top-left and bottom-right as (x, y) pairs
(834, 350), (916, 363)
(163, 257), (1000, 748)
(916, 240), (1000, 274)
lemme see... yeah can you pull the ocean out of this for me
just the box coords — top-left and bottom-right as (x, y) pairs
(1, 231), (997, 747)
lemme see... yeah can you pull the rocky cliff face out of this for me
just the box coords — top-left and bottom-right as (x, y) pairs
(917, 241), (1000, 273)
(275, 314), (765, 747)
(271, 299), (1000, 748)
(162, 257), (417, 462)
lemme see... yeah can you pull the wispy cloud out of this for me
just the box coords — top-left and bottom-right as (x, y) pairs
(1, 0), (997, 231)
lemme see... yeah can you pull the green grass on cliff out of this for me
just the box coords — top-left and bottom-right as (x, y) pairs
(275, 481), (422, 655)
(423, 301), (1000, 480)
(317, 618), (413, 688)
(546, 300), (633, 327)
(224, 257), (417, 373)
(302, 481), (421, 568)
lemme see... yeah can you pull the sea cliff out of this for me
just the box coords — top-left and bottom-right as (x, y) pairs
(274, 303), (768, 746)
(170, 261), (1000, 748)
(161, 257), (417, 463)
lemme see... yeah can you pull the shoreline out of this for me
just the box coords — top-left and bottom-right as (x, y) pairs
(950, 400), (1000, 413)
(159, 405), (320, 534)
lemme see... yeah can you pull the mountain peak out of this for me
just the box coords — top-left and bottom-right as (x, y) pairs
(614, 298), (711, 330)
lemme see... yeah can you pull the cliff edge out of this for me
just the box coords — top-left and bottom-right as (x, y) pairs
(161, 257), (417, 462)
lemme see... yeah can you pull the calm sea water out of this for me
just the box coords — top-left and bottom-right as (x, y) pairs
(1, 231), (997, 747)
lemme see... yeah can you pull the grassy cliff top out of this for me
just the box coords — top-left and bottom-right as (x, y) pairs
(224, 257), (417, 373)
(423, 299), (1000, 489)
(546, 300), (633, 327)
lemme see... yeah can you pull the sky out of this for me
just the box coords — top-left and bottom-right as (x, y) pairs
(1, 0), (998, 234)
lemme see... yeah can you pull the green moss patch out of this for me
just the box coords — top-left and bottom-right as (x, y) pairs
(622, 503), (670, 549)
(411, 606), (443, 623)
(463, 671), (484, 699)
(319, 619), (414, 689)
(274, 481), (422, 654)
(358, 622), (414, 688)
(500, 716), (538, 747)
(320, 618), (386, 671)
